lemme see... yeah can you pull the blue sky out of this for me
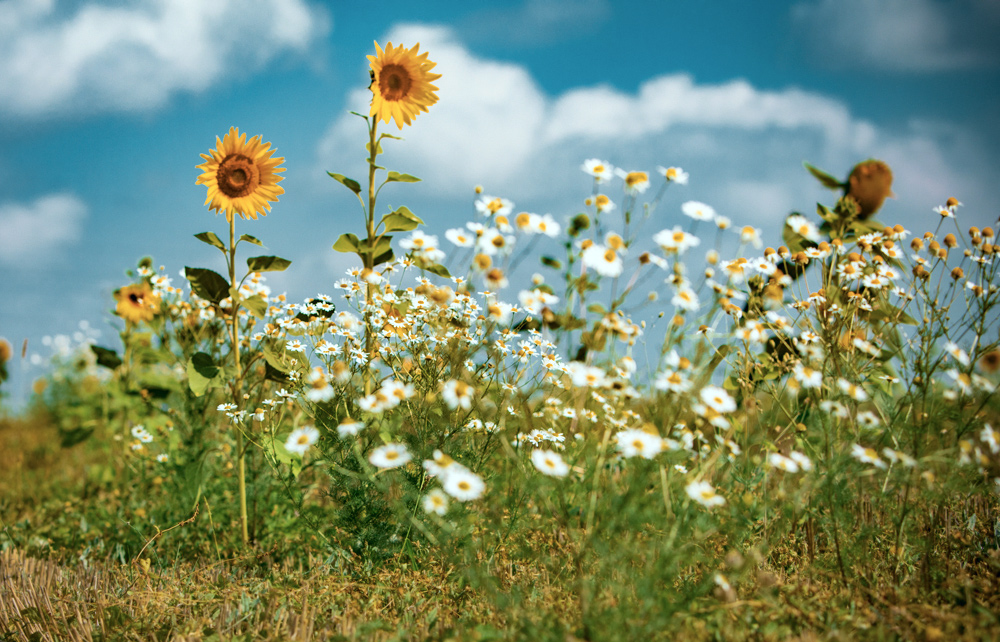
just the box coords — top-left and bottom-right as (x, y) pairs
(2, 0), (999, 407)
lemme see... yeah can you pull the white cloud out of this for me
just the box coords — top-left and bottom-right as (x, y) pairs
(0, 0), (329, 118)
(317, 23), (994, 242)
(791, 0), (1000, 72)
(0, 193), (87, 266)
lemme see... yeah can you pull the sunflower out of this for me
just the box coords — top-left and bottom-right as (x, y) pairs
(368, 41), (441, 129)
(196, 127), (285, 222)
(115, 283), (161, 324)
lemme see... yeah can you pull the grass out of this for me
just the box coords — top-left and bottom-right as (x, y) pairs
(2, 416), (1000, 641)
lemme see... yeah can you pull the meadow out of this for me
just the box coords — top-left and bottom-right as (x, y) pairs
(1, 40), (999, 641)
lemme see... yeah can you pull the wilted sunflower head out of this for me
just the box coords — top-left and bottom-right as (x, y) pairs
(196, 127), (285, 222)
(115, 283), (161, 325)
(368, 41), (441, 129)
(846, 159), (894, 219)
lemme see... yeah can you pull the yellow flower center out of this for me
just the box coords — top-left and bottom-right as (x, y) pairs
(625, 171), (647, 186)
(603, 249), (617, 262)
(216, 154), (260, 198)
(379, 64), (412, 101)
(297, 434), (309, 445)
(488, 198), (504, 213)
(385, 450), (399, 461)
(666, 168), (677, 179)
(458, 481), (471, 491)
(593, 164), (605, 173)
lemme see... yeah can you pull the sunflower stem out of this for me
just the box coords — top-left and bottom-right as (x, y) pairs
(363, 119), (379, 397)
(229, 215), (249, 546)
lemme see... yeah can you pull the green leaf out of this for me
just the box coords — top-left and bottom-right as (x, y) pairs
(194, 231), (226, 251)
(379, 133), (403, 141)
(239, 234), (264, 247)
(385, 171), (421, 183)
(90, 345), (122, 370)
(327, 172), (361, 195)
(381, 210), (422, 232)
(803, 162), (845, 191)
(541, 256), (562, 269)
(365, 141), (384, 156)
(242, 295), (268, 319)
(184, 267), (230, 304)
(332, 233), (362, 253)
(186, 352), (220, 397)
(247, 255), (291, 273)
(422, 262), (451, 278)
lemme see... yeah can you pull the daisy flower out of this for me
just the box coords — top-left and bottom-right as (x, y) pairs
(285, 425), (320, 456)
(657, 166), (689, 185)
(531, 449), (570, 477)
(369, 443), (412, 469)
(442, 379), (475, 410)
(476, 195), (513, 218)
(700, 385), (736, 413)
(582, 159), (615, 182)
(681, 201), (716, 222)
(583, 243), (624, 277)
(785, 215), (821, 243)
(616, 169), (651, 194)
(686, 480), (726, 508)
(615, 429), (663, 459)
(442, 468), (486, 501)
(422, 489), (449, 515)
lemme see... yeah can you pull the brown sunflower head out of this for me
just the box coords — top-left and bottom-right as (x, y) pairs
(846, 159), (894, 219)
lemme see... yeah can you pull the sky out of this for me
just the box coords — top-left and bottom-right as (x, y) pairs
(1, 0), (999, 408)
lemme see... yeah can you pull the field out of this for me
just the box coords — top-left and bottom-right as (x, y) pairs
(2, 41), (1000, 642)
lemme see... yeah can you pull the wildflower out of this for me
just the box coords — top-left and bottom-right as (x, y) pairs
(567, 362), (609, 388)
(768, 453), (800, 473)
(740, 226), (763, 248)
(156, 453), (169, 463)
(681, 201), (716, 221)
(857, 410), (880, 429)
(820, 399), (850, 418)
(946, 369), (973, 395)
(851, 443), (887, 469)
(285, 426), (320, 456)
(594, 194), (615, 213)
(582, 159), (614, 182)
(476, 195), (513, 218)
(671, 285), (700, 311)
(981, 424), (999, 454)
(789, 451), (813, 471)
(582, 243), (624, 277)
(369, 443), (412, 469)
(943, 341), (971, 367)
(532, 449), (570, 477)
(657, 166), (689, 185)
(785, 215), (821, 243)
(442, 468), (485, 501)
(445, 228), (475, 247)
(653, 227), (700, 254)
(792, 362), (822, 389)
(837, 378), (869, 402)
(114, 283), (161, 324)
(422, 489), (449, 515)
(400, 230), (440, 253)
(442, 379), (475, 410)
(686, 480), (726, 508)
(615, 429), (663, 459)
(368, 41), (440, 129)
(616, 169), (651, 194)
(337, 417), (364, 438)
(196, 127), (285, 221)
(700, 386), (736, 413)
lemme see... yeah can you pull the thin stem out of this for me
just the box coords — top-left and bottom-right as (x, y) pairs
(229, 216), (249, 545)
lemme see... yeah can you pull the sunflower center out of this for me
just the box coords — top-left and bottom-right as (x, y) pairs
(216, 154), (260, 198)
(379, 64), (412, 101)
(129, 293), (142, 305)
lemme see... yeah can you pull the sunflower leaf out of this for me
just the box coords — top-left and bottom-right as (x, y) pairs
(187, 352), (221, 397)
(422, 262), (451, 278)
(242, 295), (268, 319)
(238, 234), (264, 247)
(327, 172), (361, 195)
(90, 346), (123, 370)
(803, 162), (845, 191)
(386, 171), (421, 183)
(381, 207), (424, 232)
(332, 233), (362, 253)
(184, 267), (230, 304)
(194, 231), (226, 251)
(247, 256), (291, 273)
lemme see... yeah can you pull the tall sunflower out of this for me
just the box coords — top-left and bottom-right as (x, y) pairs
(115, 283), (161, 325)
(196, 127), (285, 222)
(368, 41), (441, 129)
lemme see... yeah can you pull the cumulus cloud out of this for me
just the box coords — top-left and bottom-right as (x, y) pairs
(0, 0), (329, 118)
(460, 0), (610, 46)
(317, 23), (994, 241)
(0, 193), (87, 267)
(791, 0), (1000, 72)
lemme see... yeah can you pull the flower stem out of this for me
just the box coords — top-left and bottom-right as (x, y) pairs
(229, 215), (249, 545)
